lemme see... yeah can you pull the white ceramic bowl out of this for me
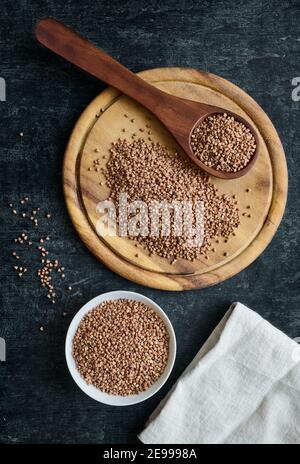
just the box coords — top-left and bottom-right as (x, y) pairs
(65, 290), (176, 406)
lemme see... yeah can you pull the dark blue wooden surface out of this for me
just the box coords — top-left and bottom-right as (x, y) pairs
(0, 0), (299, 444)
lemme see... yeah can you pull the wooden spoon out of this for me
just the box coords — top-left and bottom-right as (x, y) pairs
(35, 18), (259, 179)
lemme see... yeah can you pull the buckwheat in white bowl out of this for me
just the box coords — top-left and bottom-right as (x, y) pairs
(65, 291), (176, 406)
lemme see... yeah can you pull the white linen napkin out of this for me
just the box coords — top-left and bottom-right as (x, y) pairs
(139, 302), (300, 444)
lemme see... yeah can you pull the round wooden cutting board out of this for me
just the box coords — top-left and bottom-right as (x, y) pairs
(63, 67), (287, 290)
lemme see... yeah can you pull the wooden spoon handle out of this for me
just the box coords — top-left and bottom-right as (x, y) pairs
(35, 18), (165, 114)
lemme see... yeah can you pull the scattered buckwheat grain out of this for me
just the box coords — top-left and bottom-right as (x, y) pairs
(8, 198), (69, 303)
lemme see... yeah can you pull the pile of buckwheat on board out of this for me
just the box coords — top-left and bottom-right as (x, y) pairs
(104, 137), (240, 261)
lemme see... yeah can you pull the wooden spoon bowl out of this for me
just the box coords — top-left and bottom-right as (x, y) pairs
(35, 17), (259, 179)
(186, 109), (260, 179)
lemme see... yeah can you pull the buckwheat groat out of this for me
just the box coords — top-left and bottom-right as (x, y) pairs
(191, 113), (256, 172)
(72, 299), (169, 396)
(105, 139), (240, 261)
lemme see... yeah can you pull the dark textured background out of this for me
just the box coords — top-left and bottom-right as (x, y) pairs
(0, 0), (299, 444)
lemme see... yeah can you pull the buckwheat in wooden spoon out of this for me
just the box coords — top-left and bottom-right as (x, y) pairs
(35, 18), (259, 179)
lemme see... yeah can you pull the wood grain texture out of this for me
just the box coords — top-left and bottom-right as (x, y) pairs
(63, 67), (287, 290)
(35, 18), (259, 180)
